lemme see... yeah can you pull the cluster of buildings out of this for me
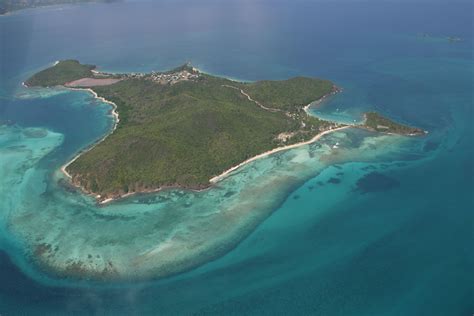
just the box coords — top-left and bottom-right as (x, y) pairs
(117, 64), (201, 85)
(124, 72), (146, 79)
(147, 70), (200, 85)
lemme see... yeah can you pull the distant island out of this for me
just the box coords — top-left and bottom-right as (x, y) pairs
(417, 32), (463, 43)
(0, 0), (115, 15)
(26, 60), (425, 202)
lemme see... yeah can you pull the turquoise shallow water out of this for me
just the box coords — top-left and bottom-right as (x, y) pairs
(0, 0), (473, 314)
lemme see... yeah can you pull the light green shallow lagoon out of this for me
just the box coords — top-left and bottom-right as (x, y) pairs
(0, 115), (421, 282)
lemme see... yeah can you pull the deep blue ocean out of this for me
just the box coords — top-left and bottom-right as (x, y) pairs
(0, 0), (473, 314)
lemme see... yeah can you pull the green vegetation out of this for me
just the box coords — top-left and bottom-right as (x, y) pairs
(364, 112), (425, 135)
(25, 60), (95, 87)
(73, 77), (336, 199)
(27, 61), (424, 201)
(26, 61), (338, 200)
(236, 77), (335, 111)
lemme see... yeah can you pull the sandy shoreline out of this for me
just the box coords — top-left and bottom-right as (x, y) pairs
(210, 125), (349, 183)
(59, 88), (120, 181)
(303, 85), (341, 113)
(97, 185), (212, 205)
(56, 86), (209, 205)
(97, 125), (349, 204)
(210, 85), (344, 183)
(100, 125), (349, 204)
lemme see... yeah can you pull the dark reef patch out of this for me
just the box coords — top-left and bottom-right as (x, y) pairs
(423, 140), (439, 152)
(34, 243), (52, 257)
(224, 191), (236, 198)
(355, 172), (400, 194)
(6, 145), (27, 150)
(0, 119), (15, 126)
(57, 178), (79, 193)
(22, 129), (48, 138)
(92, 213), (137, 222)
(135, 195), (169, 205)
(327, 177), (341, 184)
(361, 165), (377, 171)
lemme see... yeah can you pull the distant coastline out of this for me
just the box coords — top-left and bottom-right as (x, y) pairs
(0, 0), (114, 16)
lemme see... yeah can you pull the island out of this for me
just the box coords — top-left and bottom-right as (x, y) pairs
(25, 60), (425, 202)
(417, 33), (464, 43)
(363, 112), (426, 136)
